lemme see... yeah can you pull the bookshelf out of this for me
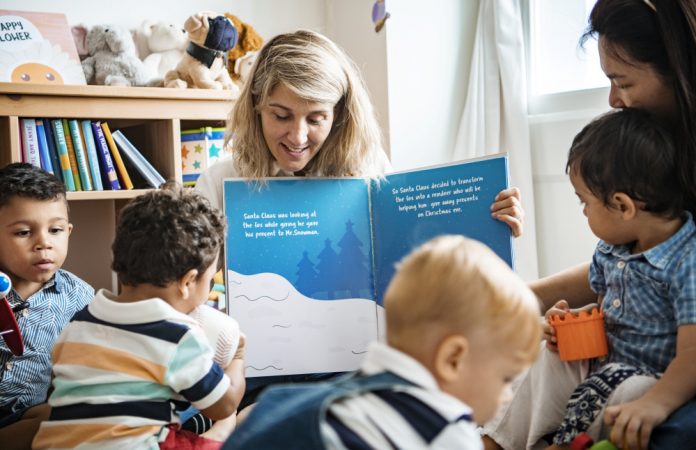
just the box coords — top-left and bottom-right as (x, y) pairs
(0, 82), (236, 290)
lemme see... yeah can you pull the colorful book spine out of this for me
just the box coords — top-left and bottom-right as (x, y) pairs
(43, 118), (64, 183)
(100, 122), (133, 190)
(34, 119), (54, 175)
(50, 119), (76, 191)
(61, 119), (82, 191)
(91, 121), (121, 190)
(112, 130), (166, 188)
(80, 120), (103, 191)
(67, 119), (93, 191)
(19, 118), (41, 167)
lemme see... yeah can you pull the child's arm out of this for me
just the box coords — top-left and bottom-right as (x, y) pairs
(605, 324), (696, 450)
(199, 334), (246, 421)
(529, 262), (596, 311)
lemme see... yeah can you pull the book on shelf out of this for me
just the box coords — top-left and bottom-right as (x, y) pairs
(111, 130), (166, 188)
(0, 10), (86, 85)
(91, 121), (121, 191)
(80, 120), (103, 191)
(19, 118), (41, 167)
(61, 119), (82, 191)
(100, 122), (133, 190)
(43, 117), (63, 183)
(50, 119), (76, 191)
(67, 119), (93, 191)
(181, 127), (228, 186)
(34, 119), (54, 174)
(222, 153), (513, 377)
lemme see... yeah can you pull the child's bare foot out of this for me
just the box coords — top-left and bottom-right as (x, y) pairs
(201, 413), (237, 442)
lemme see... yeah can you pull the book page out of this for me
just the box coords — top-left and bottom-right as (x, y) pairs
(371, 154), (513, 301)
(223, 178), (380, 376)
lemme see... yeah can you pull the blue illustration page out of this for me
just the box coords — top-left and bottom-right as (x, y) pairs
(371, 154), (513, 302)
(223, 178), (380, 376)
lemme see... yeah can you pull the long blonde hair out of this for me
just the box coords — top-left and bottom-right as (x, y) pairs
(227, 29), (386, 178)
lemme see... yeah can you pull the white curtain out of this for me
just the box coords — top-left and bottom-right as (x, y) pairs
(452, 0), (539, 280)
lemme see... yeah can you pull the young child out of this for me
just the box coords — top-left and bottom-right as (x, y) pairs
(482, 109), (696, 450)
(222, 235), (541, 449)
(32, 182), (245, 450)
(0, 163), (94, 449)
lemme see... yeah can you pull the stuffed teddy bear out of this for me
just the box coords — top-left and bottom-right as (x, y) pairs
(164, 11), (238, 91)
(224, 13), (264, 83)
(136, 20), (188, 79)
(233, 50), (258, 85)
(82, 24), (151, 86)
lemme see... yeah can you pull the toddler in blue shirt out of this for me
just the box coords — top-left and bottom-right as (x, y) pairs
(0, 163), (93, 449)
(483, 109), (696, 450)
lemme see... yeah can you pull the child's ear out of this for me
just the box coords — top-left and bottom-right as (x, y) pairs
(434, 334), (469, 382)
(612, 192), (637, 219)
(177, 269), (199, 298)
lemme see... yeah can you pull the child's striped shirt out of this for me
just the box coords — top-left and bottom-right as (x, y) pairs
(33, 289), (230, 450)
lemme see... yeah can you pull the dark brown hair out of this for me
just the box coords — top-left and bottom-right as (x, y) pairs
(581, 0), (696, 214)
(0, 163), (67, 208)
(112, 181), (226, 287)
(567, 108), (683, 218)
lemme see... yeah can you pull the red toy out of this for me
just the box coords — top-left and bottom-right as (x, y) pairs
(0, 271), (24, 356)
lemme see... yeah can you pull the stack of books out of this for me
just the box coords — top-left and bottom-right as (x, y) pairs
(19, 118), (166, 191)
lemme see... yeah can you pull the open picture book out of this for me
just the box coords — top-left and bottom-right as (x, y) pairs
(223, 153), (513, 376)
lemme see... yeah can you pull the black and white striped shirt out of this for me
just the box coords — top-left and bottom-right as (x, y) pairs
(321, 342), (481, 449)
(0, 270), (93, 413)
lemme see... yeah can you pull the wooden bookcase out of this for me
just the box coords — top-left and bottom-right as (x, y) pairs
(0, 82), (236, 291)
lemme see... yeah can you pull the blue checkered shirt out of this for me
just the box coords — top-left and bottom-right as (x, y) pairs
(0, 270), (93, 413)
(589, 214), (696, 374)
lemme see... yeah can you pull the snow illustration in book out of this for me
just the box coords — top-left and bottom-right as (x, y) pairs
(228, 269), (381, 376)
(0, 12), (86, 84)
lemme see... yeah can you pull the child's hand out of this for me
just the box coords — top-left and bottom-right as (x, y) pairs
(233, 333), (246, 361)
(543, 300), (570, 352)
(491, 187), (523, 237)
(605, 397), (670, 450)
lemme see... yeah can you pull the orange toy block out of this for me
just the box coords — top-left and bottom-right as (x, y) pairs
(550, 307), (608, 361)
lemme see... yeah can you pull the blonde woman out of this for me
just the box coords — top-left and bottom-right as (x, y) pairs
(195, 29), (525, 409)
(196, 29), (523, 235)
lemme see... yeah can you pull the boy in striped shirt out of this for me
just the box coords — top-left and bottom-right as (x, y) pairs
(33, 182), (245, 450)
(0, 163), (94, 450)
(224, 235), (542, 449)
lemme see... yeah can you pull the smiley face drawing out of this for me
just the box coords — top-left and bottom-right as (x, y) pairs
(0, 40), (85, 85)
(11, 62), (64, 84)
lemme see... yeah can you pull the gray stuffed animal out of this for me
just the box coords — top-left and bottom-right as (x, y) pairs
(82, 25), (151, 86)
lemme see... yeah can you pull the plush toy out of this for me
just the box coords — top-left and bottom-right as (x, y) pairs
(136, 20), (188, 79)
(164, 11), (238, 91)
(233, 50), (258, 85)
(81, 24), (151, 86)
(224, 13), (264, 83)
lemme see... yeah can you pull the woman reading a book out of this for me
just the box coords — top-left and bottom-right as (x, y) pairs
(195, 29), (525, 408)
(195, 29), (524, 237)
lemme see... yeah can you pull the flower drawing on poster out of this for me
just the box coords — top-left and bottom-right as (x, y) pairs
(0, 12), (87, 84)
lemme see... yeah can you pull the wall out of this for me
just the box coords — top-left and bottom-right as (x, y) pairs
(0, 0), (326, 38)
(384, 0), (479, 170)
(529, 88), (610, 276)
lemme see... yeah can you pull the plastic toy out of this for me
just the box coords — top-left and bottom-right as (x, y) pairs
(571, 432), (618, 450)
(0, 271), (24, 356)
(549, 307), (608, 361)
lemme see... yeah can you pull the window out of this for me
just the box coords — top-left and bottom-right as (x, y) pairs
(528, 0), (608, 96)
